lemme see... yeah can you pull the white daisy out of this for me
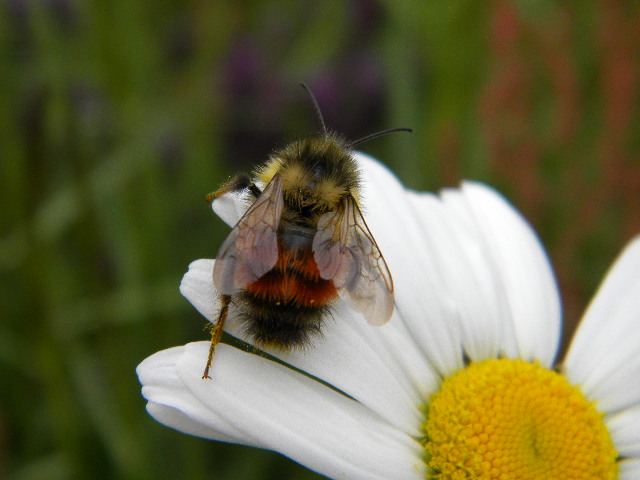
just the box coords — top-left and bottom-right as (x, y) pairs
(137, 152), (640, 479)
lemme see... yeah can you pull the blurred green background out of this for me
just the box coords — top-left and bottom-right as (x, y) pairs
(1, 1), (639, 479)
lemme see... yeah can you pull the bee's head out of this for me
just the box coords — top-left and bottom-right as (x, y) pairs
(257, 133), (360, 214)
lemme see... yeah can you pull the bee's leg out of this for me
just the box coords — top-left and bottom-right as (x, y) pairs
(205, 174), (262, 203)
(202, 294), (232, 379)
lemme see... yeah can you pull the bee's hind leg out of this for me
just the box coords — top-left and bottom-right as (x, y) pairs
(205, 174), (262, 203)
(202, 294), (232, 380)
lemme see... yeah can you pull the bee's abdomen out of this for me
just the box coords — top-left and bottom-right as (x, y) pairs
(238, 246), (338, 349)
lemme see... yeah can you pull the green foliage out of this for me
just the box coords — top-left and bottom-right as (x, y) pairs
(1, 1), (639, 479)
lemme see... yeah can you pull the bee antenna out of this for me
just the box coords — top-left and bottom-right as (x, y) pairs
(350, 127), (412, 147)
(300, 83), (328, 136)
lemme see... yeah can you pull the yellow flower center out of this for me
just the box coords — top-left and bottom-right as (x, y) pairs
(422, 359), (618, 480)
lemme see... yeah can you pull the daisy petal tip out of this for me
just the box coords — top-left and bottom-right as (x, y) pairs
(179, 259), (215, 292)
(352, 151), (397, 181)
(178, 260), (219, 323)
(460, 181), (519, 214)
(137, 346), (184, 377)
(212, 191), (249, 227)
(145, 401), (224, 443)
(618, 234), (640, 266)
(352, 150), (377, 165)
(183, 258), (215, 277)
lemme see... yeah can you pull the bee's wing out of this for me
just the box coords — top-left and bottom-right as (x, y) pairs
(312, 195), (394, 326)
(213, 174), (284, 294)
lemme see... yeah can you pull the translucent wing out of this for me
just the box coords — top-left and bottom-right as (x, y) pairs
(213, 174), (284, 294)
(312, 195), (394, 325)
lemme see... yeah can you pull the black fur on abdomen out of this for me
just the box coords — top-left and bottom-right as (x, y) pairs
(236, 291), (332, 349)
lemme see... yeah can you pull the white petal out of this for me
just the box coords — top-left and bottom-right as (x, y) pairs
(606, 404), (640, 457)
(455, 182), (561, 366)
(179, 259), (220, 323)
(237, 302), (439, 436)
(139, 342), (424, 480)
(146, 402), (245, 444)
(404, 180), (561, 368)
(620, 459), (640, 479)
(409, 187), (507, 364)
(564, 236), (640, 413)
(211, 190), (252, 227)
(354, 152), (466, 376)
(138, 346), (257, 445)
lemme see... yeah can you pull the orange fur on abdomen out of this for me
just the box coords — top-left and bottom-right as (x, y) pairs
(246, 243), (338, 307)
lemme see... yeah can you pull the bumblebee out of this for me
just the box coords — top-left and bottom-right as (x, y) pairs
(202, 85), (410, 378)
